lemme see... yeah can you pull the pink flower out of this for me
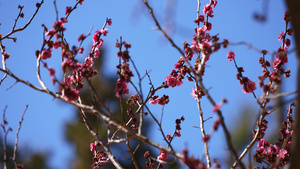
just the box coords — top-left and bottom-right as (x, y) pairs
(283, 11), (291, 22)
(115, 79), (129, 98)
(77, 34), (87, 42)
(90, 143), (96, 151)
(166, 134), (171, 141)
(65, 6), (72, 15)
(272, 57), (281, 69)
(53, 41), (62, 49)
(48, 67), (56, 77)
(212, 103), (221, 113)
(78, 0), (84, 5)
(203, 4), (214, 17)
(90, 141), (101, 151)
(278, 31), (284, 41)
(78, 47), (84, 54)
(212, 0), (217, 8)
(157, 151), (168, 161)
(157, 95), (170, 105)
(190, 42), (200, 53)
(45, 29), (56, 37)
(66, 76), (73, 85)
(227, 51), (235, 61)
(65, 89), (79, 101)
(203, 134), (210, 142)
(257, 139), (268, 151)
(93, 32), (100, 43)
(197, 26), (207, 37)
(100, 29), (108, 36)
(97, 39), (104, 47)
(41, 49), (52, 60)
(243, 80), (256, 93)
(60, 82), (80, 102)
(212, 119), (220, 131)
(175, 130), (181, 137)
(191, 87), (205, 99)
(3, 53), (10, 60)
(94, 48), (100, 58)
(60, 17), (68, 23)
(85, 57), (94, 67)
(287, 28), (293, 36)
(206, 22), (212, 31)
(149, 95), (170, 105)
(167, 76), (177, 87)
(149, 98), (158, 104)
(53, 20), (65, 31)
(277, 149), (287, 159)
(107, 18), (112, 26)
(284, 38), (291, 47)
(194, 15), (205, 23)
(165, 71), (182, 87)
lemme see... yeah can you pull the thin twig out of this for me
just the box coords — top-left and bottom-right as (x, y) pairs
(143, 0), (184, 56)
(197, 80), (245, 169)
(0, 40), (7, 85)
(53, 0), (59, 21)
(130, 57), (145, 135)
(195, 82), (211, 168)
(229, 41), (277, 56)
(0, 0), (44, 40)
(258, 90), (298, 101)
(1, 105), (9, 169)
(12, 105), (28, 168)
(5, 80), (18, 91)
(125, 135), (140, 169)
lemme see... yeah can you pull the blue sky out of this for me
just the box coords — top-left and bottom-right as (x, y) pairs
(0, 0), (297, 168)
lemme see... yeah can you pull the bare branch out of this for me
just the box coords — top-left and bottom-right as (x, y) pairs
(258, 90), (298, 101)
(143, 0), (184, 56)
(1, 105), (9, 169)
(0, 0), (44, 40)
(12, 105), (28, 168)
(195, 82), (211, 168)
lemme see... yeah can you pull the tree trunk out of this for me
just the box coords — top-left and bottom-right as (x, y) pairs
(285, 0), (300, 168)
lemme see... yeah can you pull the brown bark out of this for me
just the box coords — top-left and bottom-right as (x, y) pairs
(285, 0), (300, 168)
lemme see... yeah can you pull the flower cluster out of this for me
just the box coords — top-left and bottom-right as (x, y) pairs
(181, 149), (212, 169)
(191, 85), (205, 99)
(149, 95), (170, 105)
(254, 103), (294, 168)
(143, 150), (168, 169)
(174, 116), (184, 137)
(166, 116), (185, 143)
(144, 151), (155, 168)
(258, 11), (292, 95)
(41, 18), (112, 102)
(227, 51), (235, 61)
(157, 151), (168, 162)
(165, 70), (183, 87)
(235, 66), (257, 94)
(115, 41), (133, 98)
(126, 94), (141, 129)
(90, 141), (109, 169)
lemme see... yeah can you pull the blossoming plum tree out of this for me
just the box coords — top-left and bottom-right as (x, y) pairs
(0, 0), (299, 169)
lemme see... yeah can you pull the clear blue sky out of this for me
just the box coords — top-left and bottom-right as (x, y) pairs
(0, 0), (297, 168)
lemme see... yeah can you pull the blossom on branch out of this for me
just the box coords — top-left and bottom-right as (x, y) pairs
(41, 49), (52, 60)
(227, 51), (235, 61)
